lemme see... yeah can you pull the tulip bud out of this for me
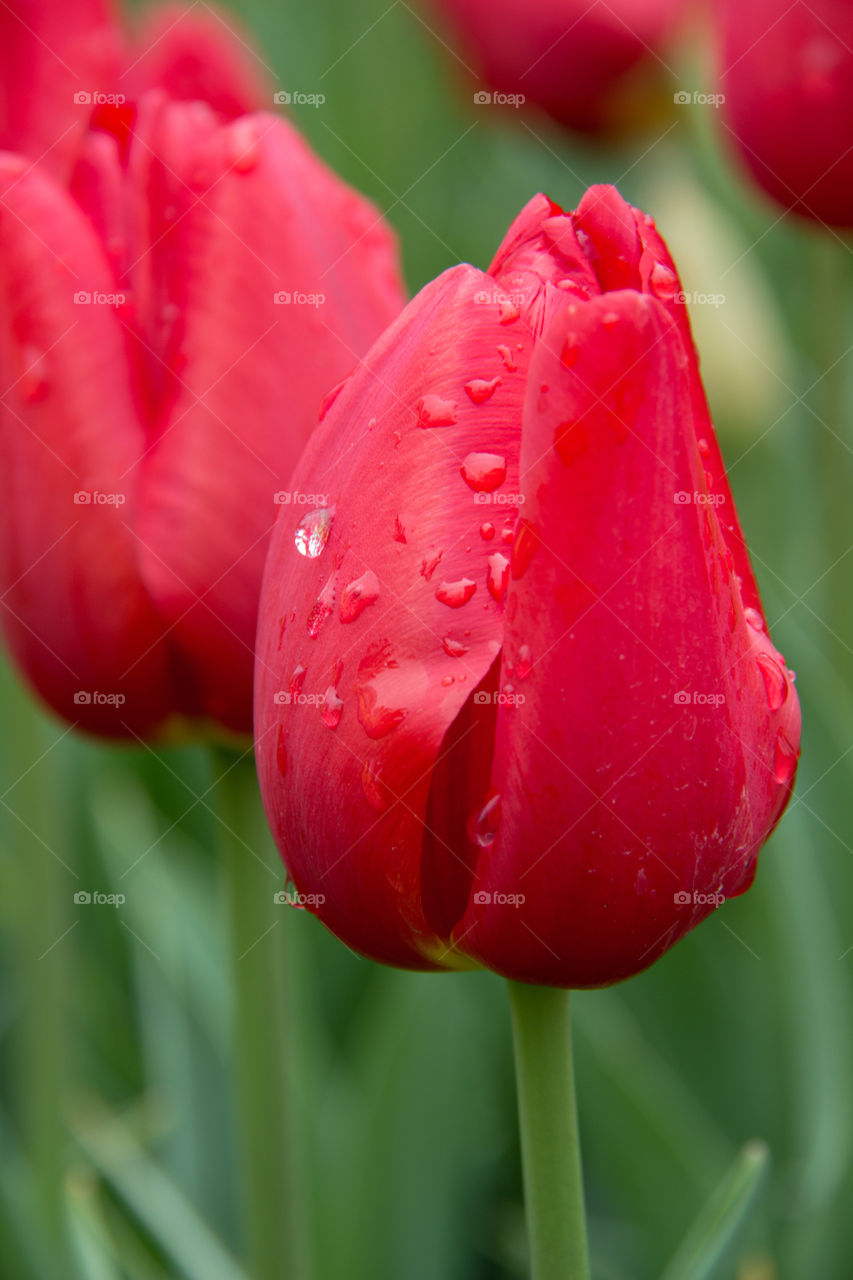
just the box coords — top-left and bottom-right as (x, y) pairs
(0, 7), (405, 738)
(255, 185), (801, 987)
(717, 0), (853, 227)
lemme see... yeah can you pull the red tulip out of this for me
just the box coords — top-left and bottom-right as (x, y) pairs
(0, 11), (405, 739)
(255, 184), (801, 988)
(429, 0), (686, 134)
(717, 0), (853, 227)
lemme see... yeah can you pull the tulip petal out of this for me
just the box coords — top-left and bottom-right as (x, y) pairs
(0, 155), (177, 735)
(126, 103), (405, 732)
(255, 264), (537, 968)
(453, 289), (800, 985)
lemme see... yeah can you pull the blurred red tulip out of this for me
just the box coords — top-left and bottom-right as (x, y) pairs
(430, 0), (686, 134)
(717, 0), (853, 227)
(255, 184), (801, 988)
(0, 7), (405, 738)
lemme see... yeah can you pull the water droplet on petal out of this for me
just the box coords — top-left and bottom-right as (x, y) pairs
(650, 262), (680, 300)
(320, 686), (343, 728)
(339, 569), (380, 623)
(416, 395), (456, 427)
(461, 452), (507, 493)
(554, 419), (590, 466)
(561, 335), (580, 367)
(480, 522), (495, 540)
(501, 524), (515, 545)
(470, 793), (501, 848)
(318, 377), (348, 421)
(441, 674), (454, 687)
(756, 653), (788, 711)
(499, 298), (520, 324)
(295, 507), (334, 558)
(393, 515), (407, 543)
(774, 730), (798, 787)
(307, 573), (336, 638)
(442, 636), (468, 657)
(465, 377), (501, 403)
(514, 644), (533, 680)
(511, 518), (539, 579)
(744, 607), (765, 632)
(602, 311), (620, 330)
(289, 664), (307, 698)
(497, 344), (517, 372)
(420, 550), (443, 581)
(698, 437), (710, 458)
(487, 552), (510, 602)
(436, 578), (477, 608)
(356, 681), (405, 738)
(362, 760), (391, 811)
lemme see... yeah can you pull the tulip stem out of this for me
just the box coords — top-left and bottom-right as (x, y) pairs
(212, 748), (309, 1280)
(507, 982), (590, 1280)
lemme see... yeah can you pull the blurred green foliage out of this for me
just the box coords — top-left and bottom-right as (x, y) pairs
(1, 0), (852, 1277)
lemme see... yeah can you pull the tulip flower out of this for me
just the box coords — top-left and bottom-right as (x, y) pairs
(429, 0), (687, 134)
(255, 184), (800, 989)
(716, 0), (853, 227)
(0, 7), (405, 738)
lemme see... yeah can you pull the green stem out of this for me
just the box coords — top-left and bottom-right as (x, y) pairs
(211, 749), (308, 1280)
(507, 982), (590, 1280)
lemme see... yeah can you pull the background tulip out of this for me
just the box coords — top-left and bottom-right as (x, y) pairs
(0, 6), (406, 737)
(428, 0), (687, 135)
(255, 184), (800, 987)
(716, 0), (853, 227)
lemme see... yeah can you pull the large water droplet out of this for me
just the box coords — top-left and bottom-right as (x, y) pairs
(470, 793), (501, 848)
(465, 377), (500, 404)
(480, 522), (495, 540)
(356, 680), (405, 738)
(460, 453), (507, 493)
(499, 298), (520, 324)
(511, 519), (539, 579)
(416, 395), (456, 428)
(744, 607), (765, 632)
(307, 573), (336, 638)
(554, 419), (590, 466)
(756, 653), (788, 711)
(442, 636), (468, 657)
(561, 335), (580, 367)
(289, 664), (307, 698)
(497, 344), (517, 372)
(420, 550), (443, 581)
(340, 569), (380, 623)
(435, 578), (477, 608)
(650, 262), (680, 300)
(487, 552), (510, 602)
(295, 507), (334, 558)
(514, 644), (533, 680)
(774, 730), (798, 787)
(321, 686), (343, 729)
